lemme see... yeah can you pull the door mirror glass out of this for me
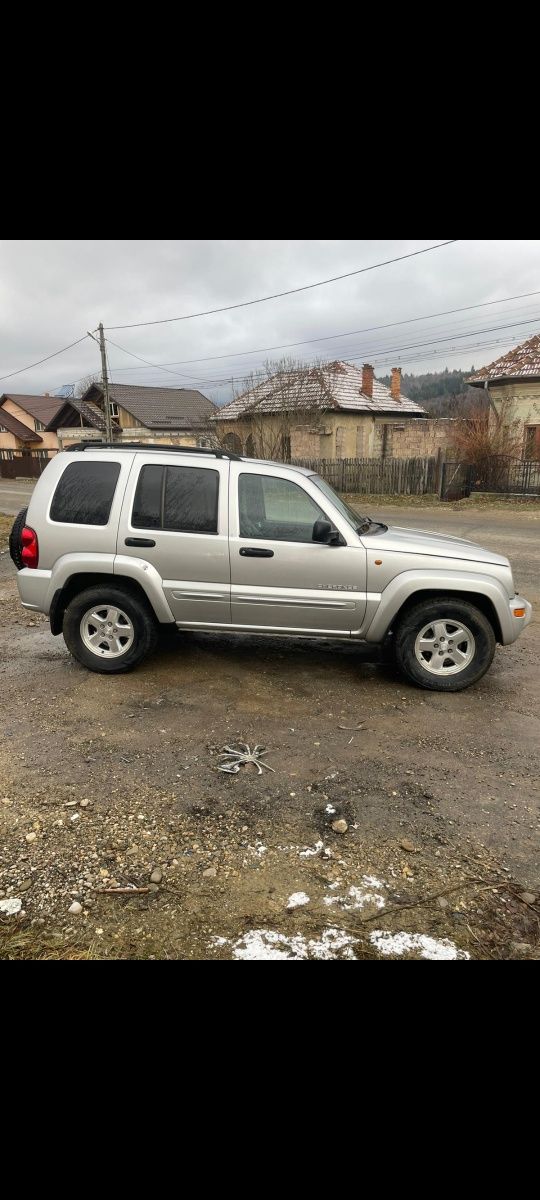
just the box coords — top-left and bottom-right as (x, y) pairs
(312, 518), (340, 544)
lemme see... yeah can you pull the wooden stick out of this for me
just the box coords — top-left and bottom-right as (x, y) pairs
(94, 887), (150, 895)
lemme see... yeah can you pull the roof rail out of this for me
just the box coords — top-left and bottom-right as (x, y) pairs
(66, 441), (243, 462)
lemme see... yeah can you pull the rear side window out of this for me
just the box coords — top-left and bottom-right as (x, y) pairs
(132, 464), (219, 533)
(50, 461), (121, 525)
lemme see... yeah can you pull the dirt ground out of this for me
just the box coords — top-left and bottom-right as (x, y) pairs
(0, 500), (538, 961)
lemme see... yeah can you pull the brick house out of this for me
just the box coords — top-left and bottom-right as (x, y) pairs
(467, 333), (540, 459)
(0, 393), (64, 453)
(46, 383), (217, 448)
(213, 361), (433, 459)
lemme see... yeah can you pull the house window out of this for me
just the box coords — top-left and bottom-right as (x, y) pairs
(35, 419), (46, 432)
(524, 425), (540, 461)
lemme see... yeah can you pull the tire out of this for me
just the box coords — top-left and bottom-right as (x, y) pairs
(62, 586), (158, 674)
(394, 597), (496, 692)
(9, 507), (28, 570)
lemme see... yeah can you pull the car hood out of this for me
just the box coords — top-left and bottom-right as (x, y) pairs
(366, 524), (510, 567)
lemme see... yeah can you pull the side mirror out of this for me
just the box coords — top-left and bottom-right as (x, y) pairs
(312, 519), (341, 545)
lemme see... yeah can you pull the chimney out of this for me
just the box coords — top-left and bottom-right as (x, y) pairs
(391, 367), (401, 402)
(362, 363), (374, 398)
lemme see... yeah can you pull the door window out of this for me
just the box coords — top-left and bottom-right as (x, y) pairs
(132, 464), (219, 533)
(239, 473), (325, 542)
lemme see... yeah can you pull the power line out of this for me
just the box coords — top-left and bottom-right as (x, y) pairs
(104, 286), (540, 371)
(0, 334), (89, 385)
(104, 241), (458, 330)
(109, 311), (540, 391)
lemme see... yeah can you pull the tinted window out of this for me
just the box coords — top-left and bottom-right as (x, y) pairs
(50, 461), (121, 525)
(239, 473), (325, 542)
(132, 464), (219, 534)
(132, 464), (163, 529)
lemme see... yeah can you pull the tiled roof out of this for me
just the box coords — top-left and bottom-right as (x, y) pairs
(0, 407), (42, 442)
(94, 383), (216, 429)
(45, 396), (106, 432)
(467, 333), (540, 385)
(213, 361), (426, 420)
(0, 392), (66, 424)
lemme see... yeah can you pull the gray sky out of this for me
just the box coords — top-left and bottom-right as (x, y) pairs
(2, 240), (540, 404)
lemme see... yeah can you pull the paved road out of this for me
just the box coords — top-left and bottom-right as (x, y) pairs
(0, 480), (35, 515)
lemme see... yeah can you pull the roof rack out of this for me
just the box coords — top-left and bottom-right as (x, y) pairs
(66, 441), (243, 462)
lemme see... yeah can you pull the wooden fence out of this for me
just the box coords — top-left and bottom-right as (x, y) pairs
(290, 456), (438, 495)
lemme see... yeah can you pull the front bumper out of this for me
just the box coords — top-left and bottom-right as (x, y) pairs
(504, 595), (533, 644)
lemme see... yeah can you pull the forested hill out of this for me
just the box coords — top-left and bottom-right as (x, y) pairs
(379, 368), (484, 416)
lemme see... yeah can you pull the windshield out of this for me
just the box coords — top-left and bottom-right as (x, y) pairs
(311, 475), (365, 531)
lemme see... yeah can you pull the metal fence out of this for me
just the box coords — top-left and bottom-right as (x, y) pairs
(468, 455), (540, 495)
(0, 449), (56, 479)
(290, 456), (438, 495)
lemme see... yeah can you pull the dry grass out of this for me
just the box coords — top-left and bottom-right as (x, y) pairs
(342, 493), (540, 511)
(0, 515), (11, 552)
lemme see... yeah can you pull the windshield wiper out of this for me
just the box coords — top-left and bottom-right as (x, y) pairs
(356, 516), (388, 535)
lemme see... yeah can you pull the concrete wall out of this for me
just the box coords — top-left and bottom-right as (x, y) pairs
(215, 412), (458, 460)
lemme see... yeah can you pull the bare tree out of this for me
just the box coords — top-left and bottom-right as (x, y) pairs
(75, 373), (101, 398)
(219, 358), (335, 460)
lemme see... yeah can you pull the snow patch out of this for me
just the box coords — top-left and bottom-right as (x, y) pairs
(370, 930), (470, 961)
(287, 892), (310, 910)
(299, 840), (324, 858)
(210, 928), (358, 960)
(0, 897), (22, 916)
(324, 877), (386, 911)
(325, 804), (337, 815)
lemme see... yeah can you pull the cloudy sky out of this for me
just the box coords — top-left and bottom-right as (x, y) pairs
(2, 240), (540, 404)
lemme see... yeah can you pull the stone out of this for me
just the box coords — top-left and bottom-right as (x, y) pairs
(25, 832), (37, 843)
(150, 868), (163, 883)
(147, 882), (159, 892)
(519, 892), (536, 905)
(203, 867), (217, 878)
(68, 901), (83, 915)
(19, 880), (33, 893)
(437, 897), (449, 908)
(400, 838), (416, 853)
(331, 819), (348, 835)
(79, 799), (90, 808)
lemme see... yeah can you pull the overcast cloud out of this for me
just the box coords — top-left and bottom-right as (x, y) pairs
(1, 240), (540, 404)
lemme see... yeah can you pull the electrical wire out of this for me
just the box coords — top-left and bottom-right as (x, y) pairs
(104, 286), (540, 371)
(103, 241), (458, 330)
(0, 334), (89, 384)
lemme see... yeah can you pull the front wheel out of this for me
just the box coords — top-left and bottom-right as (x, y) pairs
(394, 598), (496, 691)
(63, 586), (158, 674)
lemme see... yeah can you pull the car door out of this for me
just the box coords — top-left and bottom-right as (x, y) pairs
(229, 462), (367, 633)
(117, 453), (231, 626)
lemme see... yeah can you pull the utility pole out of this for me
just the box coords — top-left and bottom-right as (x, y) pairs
(98, 323), (113, 443)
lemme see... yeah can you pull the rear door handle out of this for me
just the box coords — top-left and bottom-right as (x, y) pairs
(239, 547), (274, 557)
(125, 537), (156, 547)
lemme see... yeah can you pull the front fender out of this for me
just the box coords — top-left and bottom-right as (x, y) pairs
(363, 569), (513, 643)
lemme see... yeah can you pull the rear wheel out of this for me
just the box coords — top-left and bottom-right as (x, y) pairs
(394, 597), (496, 691)
(63, 586), (158, 674)
(9, 507), (28, 570)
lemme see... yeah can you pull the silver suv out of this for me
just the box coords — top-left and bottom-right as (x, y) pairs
(9, 443), (532, 691)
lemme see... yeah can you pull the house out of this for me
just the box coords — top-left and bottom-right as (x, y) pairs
(0, 393), (64, 453)
(467, 333), (540, 459)
(46, 383), (217, 448)
(213, 361), (431, 460)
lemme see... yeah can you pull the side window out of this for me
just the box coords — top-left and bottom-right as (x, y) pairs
(239, 473), (325, 543)
(50, 461), (121, 525)
(132, 464), (219, 533)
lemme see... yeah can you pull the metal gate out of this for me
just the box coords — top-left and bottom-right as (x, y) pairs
(440, 461), (472, 501)
(0, 449), (55, 479)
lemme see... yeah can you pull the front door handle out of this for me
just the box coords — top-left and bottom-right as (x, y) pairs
(125, 537), (156, 547)
(239, 547), (274, 558)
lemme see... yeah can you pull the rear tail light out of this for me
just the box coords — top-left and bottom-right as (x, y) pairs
(21, 526), (39, 569)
